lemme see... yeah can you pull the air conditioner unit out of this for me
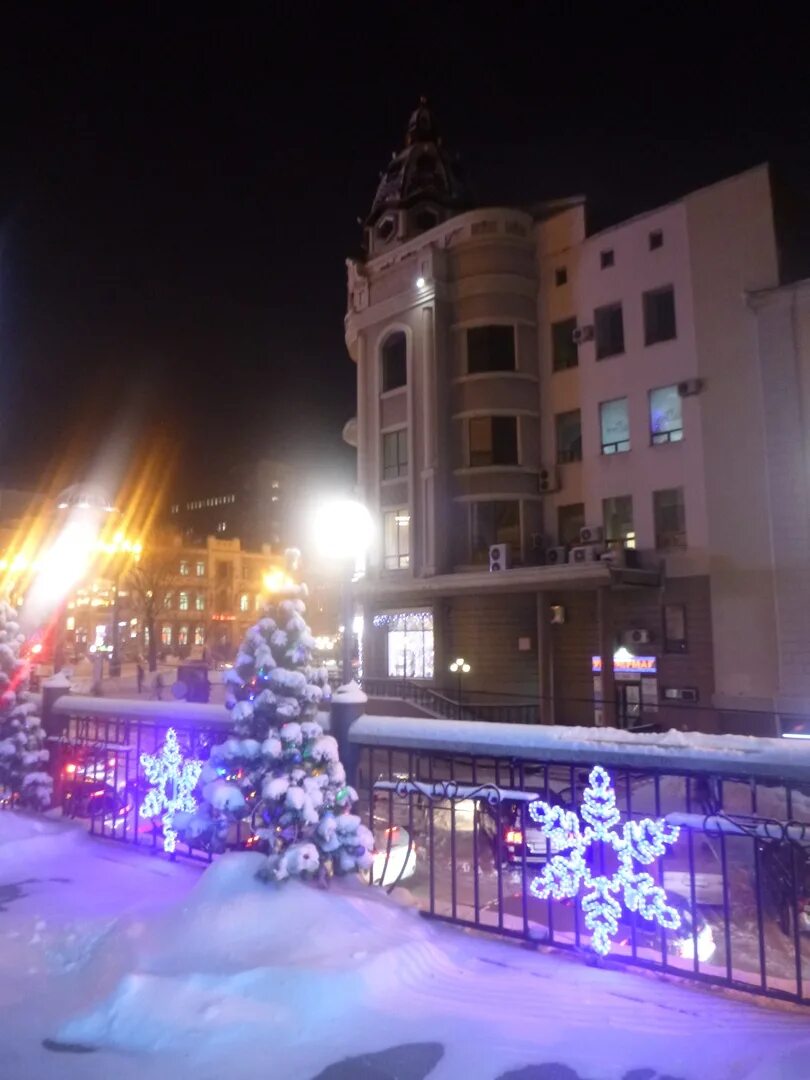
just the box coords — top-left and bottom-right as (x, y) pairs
(623, 628), (651, 646)
(579, 525), (604, 545)
(678, 378), (704, 397)
(545, 546), (568, 566)
(570, 544), (603, 564)
(489, 543), (511, 572)
(572, 324), (594, 345)
(539, 465), (560, 493)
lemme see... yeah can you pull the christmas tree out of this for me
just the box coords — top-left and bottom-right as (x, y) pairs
(179, 586), (373, 881)
(0, 601), (52, 809)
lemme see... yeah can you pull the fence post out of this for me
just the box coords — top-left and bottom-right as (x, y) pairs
(330, 680), (367, 788)
(41, 673), (71, 739)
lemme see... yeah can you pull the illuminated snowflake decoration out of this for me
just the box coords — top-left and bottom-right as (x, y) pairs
(528, 765), (681, 956)
(140, 728), (202, 853)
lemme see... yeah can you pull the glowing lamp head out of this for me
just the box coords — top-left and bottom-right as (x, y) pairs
(450, 658), (471, 674)
(310, 498), (374, 568)
(416, 275), (426, 288)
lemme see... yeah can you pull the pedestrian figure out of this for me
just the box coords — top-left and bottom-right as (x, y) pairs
(136, 660), (145, 694)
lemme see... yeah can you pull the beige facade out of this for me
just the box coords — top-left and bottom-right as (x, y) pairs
(346, 102), (810, 733)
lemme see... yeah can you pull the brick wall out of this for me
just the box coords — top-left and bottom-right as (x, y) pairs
(442, 593), (539, 698)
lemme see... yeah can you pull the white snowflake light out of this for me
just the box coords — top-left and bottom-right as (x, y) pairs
(140, 728), (203, 853)
(528, 765), (681, 956)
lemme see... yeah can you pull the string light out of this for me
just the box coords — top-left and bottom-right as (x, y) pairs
(528, 765), (681, 957)
(140, 728), (202, 854)
(372, 610), (432, 629)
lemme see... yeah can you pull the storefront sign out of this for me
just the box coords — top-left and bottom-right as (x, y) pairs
(591, 654), (657, 676)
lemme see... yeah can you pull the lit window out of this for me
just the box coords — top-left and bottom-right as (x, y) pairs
(195, 561), (205, 576)
(271, 481), (280, 490)
(217, 521), (227, 533)
(66, 616), (75, 631)
(383, 509), (410, 570)
(600, 398), (630, 454)
(178, 592), (189, 611)
(163, 592), (173, 609)
(194, 626), (205, 646)
(240, 593), (250, 612)
(649, 385), (683, 444)
(178, 625), (189, 646)
(383, 429), (408, 479)
(195, 593), (205, 611)
(179, 560), (189, 575)
(161, 624), (172, 646)
(384, 611), (434, 679)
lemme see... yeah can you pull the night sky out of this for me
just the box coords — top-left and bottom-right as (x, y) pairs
(1, 7), (807, 497)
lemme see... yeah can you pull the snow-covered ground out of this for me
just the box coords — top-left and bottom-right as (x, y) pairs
(2, 812), (810, 1080)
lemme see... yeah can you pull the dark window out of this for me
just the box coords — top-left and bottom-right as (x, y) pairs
(595, 302), (625, 359)
(558, 503), (585, 547)
(552, 317), (578, 371)
(467, 325), (516, 373)
(382, 429), (408, 479)
(468, 417), (518, 466)
(600, 249), (615, 269)
(600, 397), (630, 454)
(377, 215), (396, 241)
(554, 266), (567, 287)
(654, 488), (686, 549)
(381, 332), (407, 391)
(649, 229), (664, 250)
(664, 603), (687, 653)
(602, 495), (634, 545)
(555, 410), (582, 463)
(644, 286), (676, 345)
(470, 501), (520, 563)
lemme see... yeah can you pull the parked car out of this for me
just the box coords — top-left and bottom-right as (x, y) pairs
(757, 838), (810, 937)
(478, 792), (571, 866)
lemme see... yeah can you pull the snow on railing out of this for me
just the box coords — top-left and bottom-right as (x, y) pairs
(52, 694), (232, 726)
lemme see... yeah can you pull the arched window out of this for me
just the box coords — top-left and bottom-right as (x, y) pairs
(381, 332), (407, 393)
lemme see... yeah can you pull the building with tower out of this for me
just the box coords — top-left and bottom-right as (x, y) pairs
(346, 98), (810, 735)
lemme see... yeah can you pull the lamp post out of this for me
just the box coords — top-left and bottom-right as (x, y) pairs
(310, 497), (374, 686)
(449, 657), (471, 716)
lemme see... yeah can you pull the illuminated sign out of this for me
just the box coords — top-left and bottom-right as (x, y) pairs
(591, 654), (657, 675)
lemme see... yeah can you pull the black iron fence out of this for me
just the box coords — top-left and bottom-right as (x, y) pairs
(356, 738), (810, 1006)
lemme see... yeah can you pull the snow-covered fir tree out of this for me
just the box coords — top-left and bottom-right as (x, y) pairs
(0, 601), (52, 809)
(180, 586), (373, 881)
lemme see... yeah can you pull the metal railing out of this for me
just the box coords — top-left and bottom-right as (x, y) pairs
(354, 734), (810, 1006)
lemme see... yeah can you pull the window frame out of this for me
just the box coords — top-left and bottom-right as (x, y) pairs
(599, 397), (631, 455)
(467, 416), (519, 468)
(602, 494), (635, 546)
(649, 384), (684, 445)
(178, 591), (189, 611)
(557, 503), (585, 547)
(555, 409), (582, 464)
(663, 603), (687, 654)
(600, 249), (615, 269)
(383, 508), (410, 570)
(469, 500), (521, 564)
(381, 331), (408, 393)
(643, 285), (677, 346)
(594, 302), (625, 360)
(653, 487), (687, 550)
(551, 317), (578, 372)
(466, 324), (516, 374)
(382, 427), (409, 480)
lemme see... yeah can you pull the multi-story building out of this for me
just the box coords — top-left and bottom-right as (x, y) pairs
(346, 99), (810, 733)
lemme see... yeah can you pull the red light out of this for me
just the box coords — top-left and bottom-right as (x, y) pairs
(31, 643), (43, 655)
(505, 829), (523, 845)
(384, 826), (400, 842)
(65, 763), (77, 776)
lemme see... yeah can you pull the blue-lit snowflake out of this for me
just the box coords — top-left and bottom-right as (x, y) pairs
(528, 765), (681, 956)
(140, 728), (202, 853)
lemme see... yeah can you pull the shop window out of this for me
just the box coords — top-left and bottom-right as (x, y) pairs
(600, 397), (630, 454)
(595, 302), (624, 359)
(557, 503), (585, 547)
(644, 286), (676, 345)
(382, 429), (408, 479)
(551, 317), (578, 371)
(468, 416), (518, 466)
(383, 509), (410, 569)
(469, 501), (520, 563)
(649, 385), (683, 444)
(664, 603), (687, 653)
(383, 611), (434, 679)
(555, 409), (582, 463)
(654, 487), (686, 549)
(466, 325), (516, 373)
(602, 495), (635, 546)
(381, 332), (407, 392)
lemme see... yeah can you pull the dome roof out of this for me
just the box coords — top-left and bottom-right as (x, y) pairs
(55, 483), (115, 512)
(365, 98), (470, 230)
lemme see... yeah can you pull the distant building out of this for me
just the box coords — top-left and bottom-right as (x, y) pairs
(346, 99), (810, 733)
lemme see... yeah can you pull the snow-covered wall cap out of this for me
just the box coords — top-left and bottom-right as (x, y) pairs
(350, 715), (810, 783)
(43, 673), (72, 689)
(333, 680), (368, 705)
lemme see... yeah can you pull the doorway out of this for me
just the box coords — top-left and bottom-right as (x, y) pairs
(616, 681), (641, 729)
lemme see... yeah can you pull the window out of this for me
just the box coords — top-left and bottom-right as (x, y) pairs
(468, 416), (518, 467)
(649, 229), (663, 250)
(195, 561), (205, 576)
(554, 267), (567, 287)
(600, 397), (630, 454)
(649, 385), (683, 444)
(161, 624), (172, 646)
(602, 495), (635, 546)
(595, 303), (624, 359)
(551, 317), (578, 371)
(383, 509), (410, 569)
(558, 503), (585, 547)
(179, 560), (189, 576)
(644, 286), (676, 345)
(466, 325), (516, 373)
(195, 593), (205, 611)
(216, 561), (231, 581)
(178, 626), (189, 647)
(382, 429), (408, 479)
(664, 604), (687, 653)
(381, 332), (407, 392)
(178, 591), (189, 611)
(194, 626), (205, 646)
(654, 488), (686, 549)
(216, 521), (227, 533)
(240, 593), (250, 612)
(470, 501), (520, 563)
(555, 410), (582, 463)
(384, 611), (434, 679)
(600, 249), (615, 269)
(163, 592), (173, 609)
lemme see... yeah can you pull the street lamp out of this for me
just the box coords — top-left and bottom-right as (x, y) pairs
(449, 657), (471, 713)
(309, 497), (374, 685)
(98, 531), (143, 677)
